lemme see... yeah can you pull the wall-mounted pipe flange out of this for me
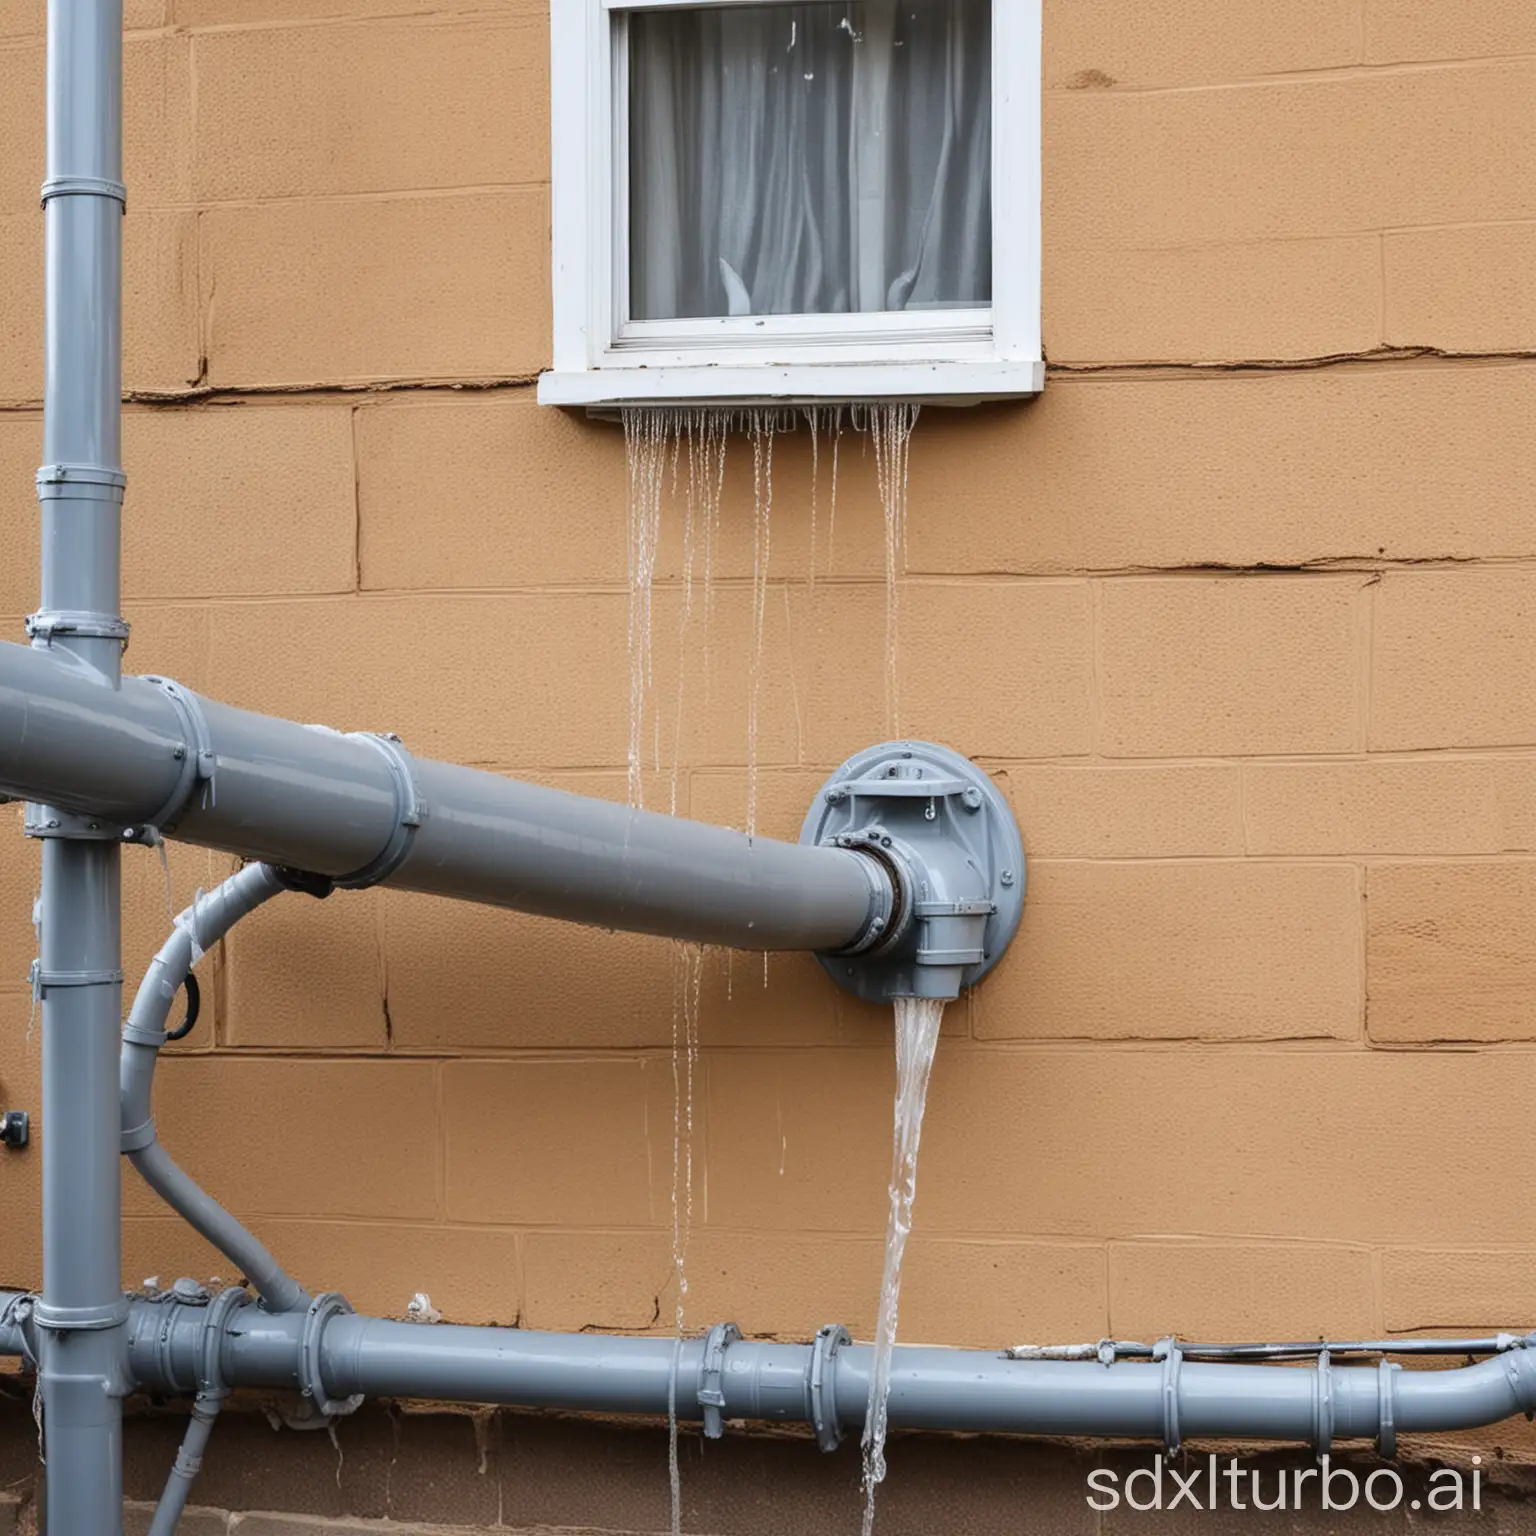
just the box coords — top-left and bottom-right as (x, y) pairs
(801, 741), (1025, 1003)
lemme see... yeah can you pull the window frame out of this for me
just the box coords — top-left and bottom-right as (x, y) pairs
(541, 0), (1043, 409)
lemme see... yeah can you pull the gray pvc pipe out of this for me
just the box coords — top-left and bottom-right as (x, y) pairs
(120, 863), (308, 1314)
(92, 1301), (1536, 1450)
(0, 642), (889, 954)
(146, 1397), (220, 1536)
(32, 0), (130, 1530)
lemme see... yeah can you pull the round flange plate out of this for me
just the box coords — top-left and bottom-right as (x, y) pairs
(801, 740), (1025, 1003)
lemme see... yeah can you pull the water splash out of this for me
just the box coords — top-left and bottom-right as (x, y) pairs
(861, 994), (945, 1535)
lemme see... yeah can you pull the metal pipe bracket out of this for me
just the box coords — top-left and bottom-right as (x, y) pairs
(801, 741), (1025, 1003)
(27, 609), (131, 650)
(697, 1321), (742, 1439)
(809, 1323), (850, 1452)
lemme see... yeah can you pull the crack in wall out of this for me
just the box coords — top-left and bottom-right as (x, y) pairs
(0, 343), (1527, 418)
(1047, 342), (1536, 377)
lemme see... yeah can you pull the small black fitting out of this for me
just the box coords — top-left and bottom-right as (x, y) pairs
(270, 866), (336, 900)
(164, 972), (201, 1043)
(1, 1111), (29, 1149)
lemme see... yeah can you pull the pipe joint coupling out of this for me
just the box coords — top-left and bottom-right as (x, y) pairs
(298, 1292), (364, 1419)
(801, 742), (1025, 1004)
(335, 733), (425, 889)
(24, 675), (212, 844)
(141, 676), (218, 837)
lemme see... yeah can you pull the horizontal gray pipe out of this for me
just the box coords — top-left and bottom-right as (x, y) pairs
(0, 641), (885, 952)
(73, 1297), (1536, 1450)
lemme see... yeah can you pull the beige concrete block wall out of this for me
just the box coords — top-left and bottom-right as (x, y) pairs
(1, 0), (1535, 1467)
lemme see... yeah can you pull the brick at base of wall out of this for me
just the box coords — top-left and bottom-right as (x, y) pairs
(7, 1398), (1536, 1535)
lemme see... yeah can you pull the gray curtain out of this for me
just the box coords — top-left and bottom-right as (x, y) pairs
(629, 1), (992, 321)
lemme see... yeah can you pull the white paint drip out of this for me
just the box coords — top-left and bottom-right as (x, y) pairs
(861, 994), (945, 1536)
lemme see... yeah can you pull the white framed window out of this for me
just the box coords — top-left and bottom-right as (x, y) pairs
(539, 0), (1043, 410)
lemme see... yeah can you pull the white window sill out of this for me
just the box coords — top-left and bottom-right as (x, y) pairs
(537, 359), (1046, 411)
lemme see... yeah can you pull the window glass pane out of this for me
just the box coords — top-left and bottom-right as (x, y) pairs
(628, 1), (991, 322)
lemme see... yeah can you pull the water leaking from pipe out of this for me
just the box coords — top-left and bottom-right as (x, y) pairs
(613, 403), (928, 1530)
(666, 938), (704, 1535)
(866, 402), (920, 736)
(623, 407), (668, 810)
(862, 993), (945, 1535)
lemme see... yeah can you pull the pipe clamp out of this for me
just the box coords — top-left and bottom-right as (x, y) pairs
(697, 1321), (741, 1439)
(30, 960), (124, 993)
(198, 1286), (247, 1400)
(142, 676), (217, 835)
(35, 462), (127, 502)
(298, 1291), (364, 1419)
(33, 1296), (131, 1332)
(27, 609), (131, 648)
(40, 176), (127, 209)
(1376, 1359), (1399, 1456)
(26, 804), (139, 842)
(336, 733), (425, 889)
(1153, 1337), (1183, 1456)
(809, 1323), (849, 1452)
(1313, 1349), (1334, 1457)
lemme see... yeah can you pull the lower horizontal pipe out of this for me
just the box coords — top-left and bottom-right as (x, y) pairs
(65, 1295), (1536, 1450)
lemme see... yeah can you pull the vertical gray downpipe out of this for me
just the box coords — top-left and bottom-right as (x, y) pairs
(33, 0), (129, 1531)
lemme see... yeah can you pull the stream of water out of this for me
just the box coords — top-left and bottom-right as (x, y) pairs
(619, 404), (930, 1534)
(866, 402), (920, 736)
(861, 994), (946, 1536)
